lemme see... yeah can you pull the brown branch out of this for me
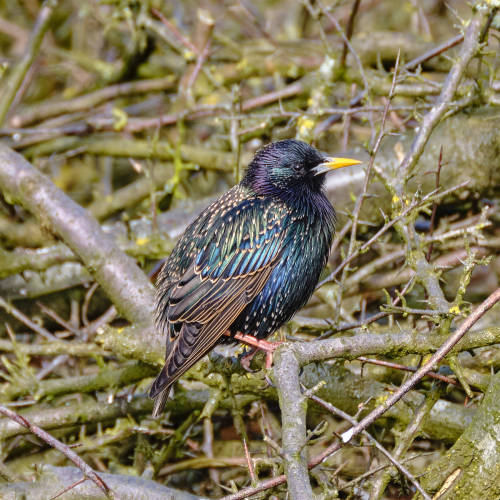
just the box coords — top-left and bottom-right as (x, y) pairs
(220, 473), (286, 500)
(0, 405), (112, 498)
(356, 356), (461, 388)
(403, 34), (464, 71)
(317, 0), (369, 92)
(341, 0), (361, 67)
(425, 145), (444, 262)
(151, 8), (199, 55)
(0, 296), (57, 340)
(10, 76), (176, 128)
(84, 80), (304, 134)
(242, 437), (256, 484)
(51, 477), (87, 499)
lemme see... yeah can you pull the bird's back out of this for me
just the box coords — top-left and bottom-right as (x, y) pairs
(150, 139), (360, 416)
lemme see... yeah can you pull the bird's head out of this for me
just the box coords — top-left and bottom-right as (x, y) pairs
(242, 139), (361, 198)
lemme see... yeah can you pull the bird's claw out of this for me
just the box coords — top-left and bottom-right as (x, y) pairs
(239, 348), (258, 373)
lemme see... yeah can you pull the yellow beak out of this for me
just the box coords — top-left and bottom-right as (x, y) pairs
(312, 156), (362, 176)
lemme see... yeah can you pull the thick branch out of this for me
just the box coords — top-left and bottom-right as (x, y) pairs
(273, 346), (313, 499)
(418, 371), (500, 499)
(292, 326), (500, 366)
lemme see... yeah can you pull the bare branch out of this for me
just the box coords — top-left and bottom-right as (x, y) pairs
(0, 405), (113, 498)
(273, 347), (313, 499)
(396, 3), (497, 193)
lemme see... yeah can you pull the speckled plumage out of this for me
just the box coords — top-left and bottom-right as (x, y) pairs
(150, 140), (337, 416)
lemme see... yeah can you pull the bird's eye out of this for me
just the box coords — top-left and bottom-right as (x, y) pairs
(292, 164), (302, 172)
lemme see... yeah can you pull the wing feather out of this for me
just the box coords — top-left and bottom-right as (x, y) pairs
(150, 194), (287, 415)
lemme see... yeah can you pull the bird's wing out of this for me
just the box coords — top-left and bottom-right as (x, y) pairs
(150, 196), (286, 405)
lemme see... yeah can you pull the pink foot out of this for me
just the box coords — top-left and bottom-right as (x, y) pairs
(232, 332), (283, 369)
(239, 347), (258, 372)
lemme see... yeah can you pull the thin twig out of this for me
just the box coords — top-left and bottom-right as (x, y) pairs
(339, 288), (500, 445)
(425, 146), (444, 262)
(340, 0), (361, 68)
(340, 452), (435, 492)
(37, 301), (83, 337)
(243, 436), (256, 484)
(318, 181), (469, 288)
(0, 296), (57, 340)
(331, 50), (400, 323)
(356, 356), (460, 388)
(10, 76), (175, 128)
(368, 384), (441, 498)
(51, 477), (87, 500)
(151, 7), (199, 55)
(403, 34), (464, 71)
(317, 0), (369, 93)
(306, 391), (431, 500)
(0, 405), (113, 498)
(319, 277), (415, 338)
(0, 0), (59, 125)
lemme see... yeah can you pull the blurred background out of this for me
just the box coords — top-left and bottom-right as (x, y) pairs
(0, 1), (499, 499)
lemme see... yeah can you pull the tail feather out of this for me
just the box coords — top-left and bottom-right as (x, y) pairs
(149, 365), (174, 417)
(149, 364), (169, 399)
(149, 321), (206, 417)
(151, 386), (172, 417)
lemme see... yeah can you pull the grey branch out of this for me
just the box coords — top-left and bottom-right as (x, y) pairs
(0, 465), (206, 500)
(273, 346), (314, 499)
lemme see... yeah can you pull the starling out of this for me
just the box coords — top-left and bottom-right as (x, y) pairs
(150, 139), (361, 415)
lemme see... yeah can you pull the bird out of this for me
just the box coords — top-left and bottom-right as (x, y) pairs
(149, 139), (361, 416)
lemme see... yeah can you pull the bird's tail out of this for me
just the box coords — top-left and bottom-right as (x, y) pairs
(151, 386), (172, 417)
(149, 365), (173, 417)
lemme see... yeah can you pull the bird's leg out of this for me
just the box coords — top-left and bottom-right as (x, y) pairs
(231, 332), (283, 369)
